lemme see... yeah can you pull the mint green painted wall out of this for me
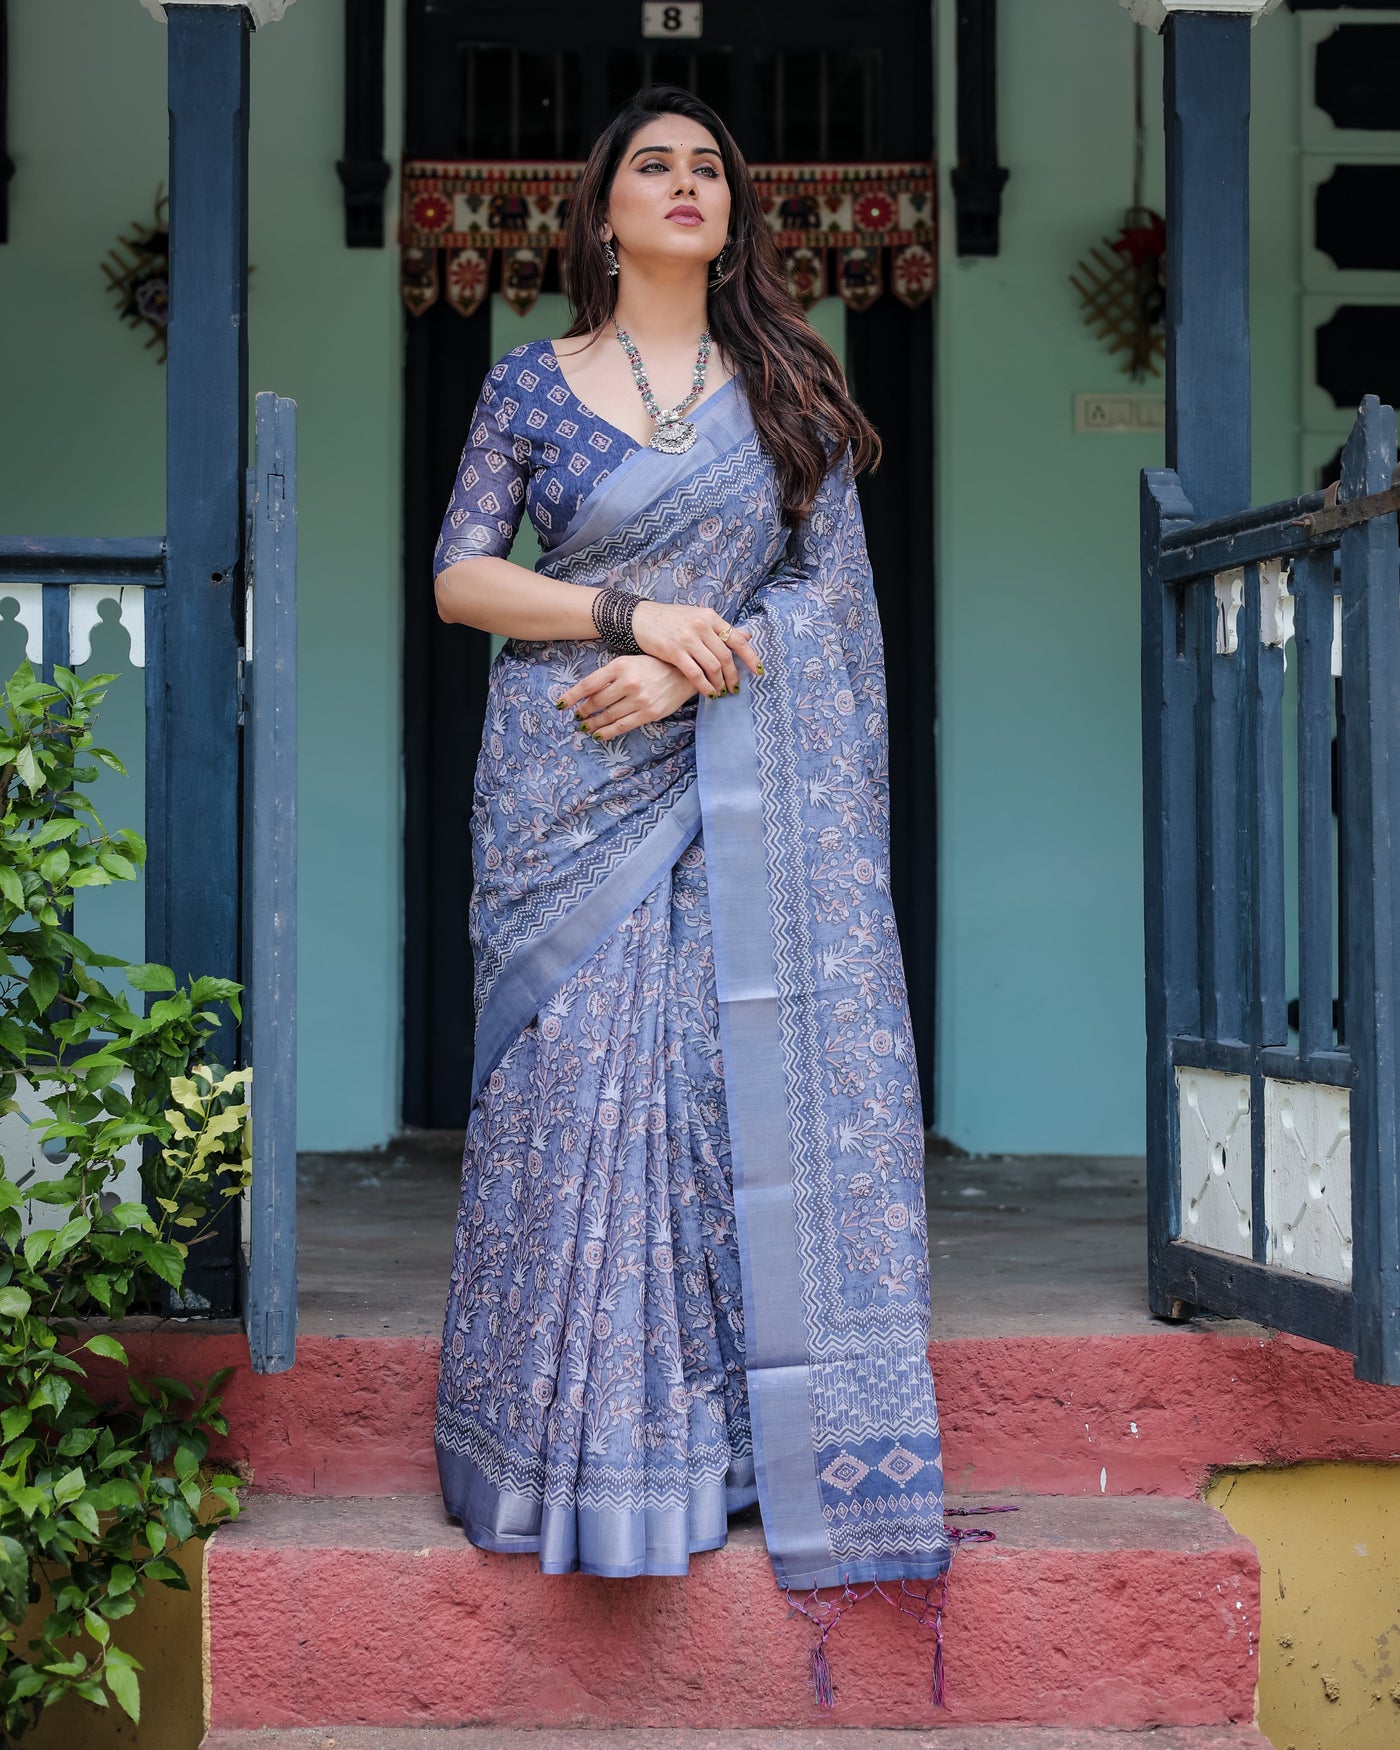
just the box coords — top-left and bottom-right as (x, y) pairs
(1, 0), (405, 1151)
(1, 1), (1311, 1158)
(932, 0), (1302, 1154)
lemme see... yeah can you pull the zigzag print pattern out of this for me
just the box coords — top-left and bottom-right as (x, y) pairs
(472, 784), (685, 1008)
(825, 1505), (948, 1563)
(549, 438), (776, 592)
(435, 1402), (745, 1512)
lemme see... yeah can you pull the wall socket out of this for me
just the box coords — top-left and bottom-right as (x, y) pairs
(1075, 392), (1167, 434)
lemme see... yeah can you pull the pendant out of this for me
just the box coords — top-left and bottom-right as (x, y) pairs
(650, 416), (697, 454)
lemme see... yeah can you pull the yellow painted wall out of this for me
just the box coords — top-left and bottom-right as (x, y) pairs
(16, 1535), (204, 1750)
(1207, 1465), (1400, 1750)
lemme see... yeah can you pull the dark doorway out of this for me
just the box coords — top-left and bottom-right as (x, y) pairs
(403, 1), (936, 1128)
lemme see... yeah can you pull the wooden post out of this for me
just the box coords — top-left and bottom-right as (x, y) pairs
(153, 3), (252, 1315)
(1141, 6), (1255, 1317)
(1337, 397), (1400, 1386)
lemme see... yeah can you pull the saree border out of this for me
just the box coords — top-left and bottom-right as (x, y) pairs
(544, 375), (746, 565)
(695, 684), (840, 1591)
(470, 778), (702, 1106)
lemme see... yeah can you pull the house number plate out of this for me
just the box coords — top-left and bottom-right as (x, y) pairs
(642, 4), (702, 37)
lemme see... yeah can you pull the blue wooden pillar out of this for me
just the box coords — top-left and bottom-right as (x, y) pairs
(149, 1), (254, 1315)
(1139, 0), (1264, 1319)
(1162, 12), (1253, 517)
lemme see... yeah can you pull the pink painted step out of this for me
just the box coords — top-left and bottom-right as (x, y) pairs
(93, 1324), (1400, 1499)
(202, 1728), (1276, 1750)
(205, 1492), (1259, 1733)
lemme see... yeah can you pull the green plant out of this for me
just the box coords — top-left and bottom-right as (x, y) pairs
(0, 663), (252, 1741)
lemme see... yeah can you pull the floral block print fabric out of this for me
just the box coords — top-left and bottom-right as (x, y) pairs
(433, 343), (949, 1592)
(436, 831), (758, 1576)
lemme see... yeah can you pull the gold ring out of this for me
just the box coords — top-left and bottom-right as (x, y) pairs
(718, 624), (733, 642)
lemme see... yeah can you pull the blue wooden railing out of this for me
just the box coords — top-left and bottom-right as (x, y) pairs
(0, 389), (298, 1374)
(1143, 393), (1400, 1386)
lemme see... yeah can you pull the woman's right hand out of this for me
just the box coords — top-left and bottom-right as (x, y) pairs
(626, 598), (760, 697)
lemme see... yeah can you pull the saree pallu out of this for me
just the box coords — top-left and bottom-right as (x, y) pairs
(435, 376), (950, 1597)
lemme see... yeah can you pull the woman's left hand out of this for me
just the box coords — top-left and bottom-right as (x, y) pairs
(558, 653), (713, 740)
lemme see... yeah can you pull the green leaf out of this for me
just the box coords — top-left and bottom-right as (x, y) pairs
(30, 819), (80, 847)
(1, 1405), (32, 1441)
(68, 1500), (100, 1538)
(139, 1243), (184, 1290)
(124, 963), (176, 993)
(27, 963), (57, 1014)
(97, 850), (135, 881)
(51, 1467), (85, 1506)
(13, 744), (40, 795)
(0, 1534), (28, 1626)
(93, 1478), (141, 1513)
(83, 1333), (128, 1364)
(105, 1646), (141, 1723)
(0, 868), (23, 910)
(0, 1285), (32, 1318)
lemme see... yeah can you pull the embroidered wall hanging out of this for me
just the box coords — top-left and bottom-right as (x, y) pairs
(102, 186), (171, 364)
(399, 161), (937, 319)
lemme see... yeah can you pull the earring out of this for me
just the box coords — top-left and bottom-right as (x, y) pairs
(709, 245), (729, 286)
(602, 237), (619, 277)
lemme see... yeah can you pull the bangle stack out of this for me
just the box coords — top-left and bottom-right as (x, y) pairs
(591, 586), (644, 655)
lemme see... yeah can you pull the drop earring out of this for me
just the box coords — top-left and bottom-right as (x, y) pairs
(602, 236), (619, 276)
(709, 244), (729, 286)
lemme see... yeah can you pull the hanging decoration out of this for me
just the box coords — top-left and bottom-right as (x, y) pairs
(1069, 24), (1166, 380)
(399, 161), (937, 318)
(1070, 206), (1167, 379)
(102, 185), (171, 364)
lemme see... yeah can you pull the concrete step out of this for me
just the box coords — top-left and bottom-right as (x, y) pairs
(97, 1321), (1400, 1499)
(202, 1728), (1276, 1749)
(205, 1492), (1259, 1733)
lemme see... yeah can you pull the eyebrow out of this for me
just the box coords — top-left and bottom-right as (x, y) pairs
(628, 143), (722, 163)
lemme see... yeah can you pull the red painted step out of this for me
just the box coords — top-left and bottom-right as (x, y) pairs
(202, 1728), (1276, 1749)
(94, 1322), (1400, 1499)
(205, 1492), (1259, 1733)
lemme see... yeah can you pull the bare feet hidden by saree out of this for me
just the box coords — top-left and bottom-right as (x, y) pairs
(431, 339), (970, 1701)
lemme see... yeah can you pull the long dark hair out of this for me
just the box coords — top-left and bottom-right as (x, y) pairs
(560, 86), (880, 527)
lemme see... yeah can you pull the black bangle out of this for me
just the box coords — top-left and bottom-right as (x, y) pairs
(591, 586), (644, 655)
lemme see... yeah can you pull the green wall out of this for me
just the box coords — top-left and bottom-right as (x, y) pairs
(932, 0), (1301, 1153)
(1, 1), (1309, 1156)
(1, 0), (405, 1151)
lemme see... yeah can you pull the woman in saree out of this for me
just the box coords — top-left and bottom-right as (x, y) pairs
(431, 85), (960, 1699)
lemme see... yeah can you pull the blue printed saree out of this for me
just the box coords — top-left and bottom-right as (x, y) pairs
(434, 359), (950, 1595)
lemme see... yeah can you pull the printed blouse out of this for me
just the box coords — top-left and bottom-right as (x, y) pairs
(433, 338), (642, 575)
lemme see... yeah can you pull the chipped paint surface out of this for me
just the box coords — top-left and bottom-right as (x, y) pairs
(1207, 1464), (1400, 1750)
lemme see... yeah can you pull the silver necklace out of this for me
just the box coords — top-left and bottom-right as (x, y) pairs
(613, 320), (713, 454)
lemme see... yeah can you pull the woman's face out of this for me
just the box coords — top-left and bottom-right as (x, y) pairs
(604, 113), (731, 274)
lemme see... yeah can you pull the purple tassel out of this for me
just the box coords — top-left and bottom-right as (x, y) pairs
(810, 1640), (834, 1709)
(931, 1601), (946, 1707)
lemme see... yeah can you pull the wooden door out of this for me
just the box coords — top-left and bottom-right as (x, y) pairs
(403, 0), (936, 1128)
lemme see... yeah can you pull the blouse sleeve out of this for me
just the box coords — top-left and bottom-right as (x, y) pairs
(432, 367), (531, 577)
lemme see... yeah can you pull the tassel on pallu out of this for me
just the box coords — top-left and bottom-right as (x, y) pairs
(783, 1505), (1019, 1711)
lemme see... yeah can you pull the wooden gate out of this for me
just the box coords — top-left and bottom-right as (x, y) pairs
(1143, 394), (1400, 1385)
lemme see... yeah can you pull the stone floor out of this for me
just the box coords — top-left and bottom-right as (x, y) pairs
(295, 1137), (1263, 1343)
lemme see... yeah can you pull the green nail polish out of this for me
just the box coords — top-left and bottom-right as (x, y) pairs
(756, 665), (765, 675)
(555, 699), (567, 709)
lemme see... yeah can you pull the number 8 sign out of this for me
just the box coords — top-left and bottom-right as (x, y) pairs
(641, 3), (703, 38)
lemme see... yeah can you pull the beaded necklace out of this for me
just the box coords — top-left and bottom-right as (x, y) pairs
(612, 320), (713, 453)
